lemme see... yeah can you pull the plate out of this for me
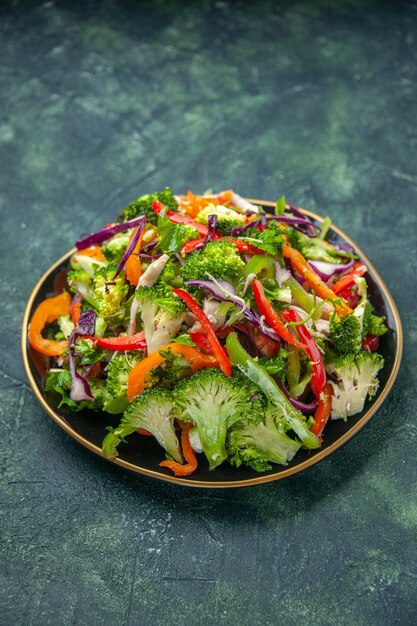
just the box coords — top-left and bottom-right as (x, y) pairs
(22, 200), (403, 487)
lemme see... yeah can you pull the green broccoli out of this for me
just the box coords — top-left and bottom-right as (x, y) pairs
(67, 269), (96, 305)
(173, 369), (257, 469)
(328, 352), (384, 419)
(118, 188), (177, 224)
(181, 240), (245, 285)
(102, 389), (182, 462)
(227, 404), (301, 472)
(158, 258), (183, 288)
(93, 264), (129, 320)
(329, 313), (362, 356)
(136, 282), (185, 353)
(102, 232), (131, 262)
(104, 352), (144, 413)
(362, 302), (388, 338)
(195, 204), (246, 236)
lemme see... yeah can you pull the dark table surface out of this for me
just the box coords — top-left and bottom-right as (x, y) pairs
(1, 1), (417, 624)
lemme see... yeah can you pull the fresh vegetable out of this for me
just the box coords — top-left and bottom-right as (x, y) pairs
(28, 292), (71, 356)
(102, 389), (182, 462)
(31, 187), (387, 476)
(327, 352), (384, 419)
(173, 288), (231, 377)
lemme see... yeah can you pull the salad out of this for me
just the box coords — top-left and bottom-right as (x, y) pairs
(28, 189), (388, 476)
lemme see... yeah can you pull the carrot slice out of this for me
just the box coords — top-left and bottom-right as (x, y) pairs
(282, 244), (352, 316)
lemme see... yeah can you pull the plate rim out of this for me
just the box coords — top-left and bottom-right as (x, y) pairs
(21, 199), (403, 488)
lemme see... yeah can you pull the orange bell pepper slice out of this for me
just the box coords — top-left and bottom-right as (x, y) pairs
(72, 246), (105, 263)
(160, 422), (198, 477)
(282, 244), (352, 316)
(28, 292), (72, 356)
(127, 343), (218, 401)
(125, 227), (145, 286)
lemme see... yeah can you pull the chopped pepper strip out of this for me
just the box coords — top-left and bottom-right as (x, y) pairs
(160, 422), (198, 476)
(310, 383), (333, 437)
(281, 309), (326, 399)
(252, 279), (305, 348)
(152, 201), (209, 236)
(332, 262), (367, 295)
(28, 292), (72, 356)
(127, 342), (218, 401)
(71, 300), (82, 326)
(94, 332), (147, 351)
(173, 288), (232, 377)
(282, 244), (352, 315)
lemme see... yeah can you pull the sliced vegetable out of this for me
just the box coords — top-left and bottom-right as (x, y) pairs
(332, 262), (367, 295)
(160, 422), (198, 476)
(281, 309), (326, 399)
(282, 244), (352, 315)
(173, 288), (231, 377)
(252, 280), (305, 348)
(94, 332), (147, 351)
(28, 292), (71, 356)
(310, 383), (332, 437)
(152, 201), (209, 236)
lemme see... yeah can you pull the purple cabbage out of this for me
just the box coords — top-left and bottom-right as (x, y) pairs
(68, 310), (97, 401)
(308, 258), (354, 281)
(280, 384), (317, 414)
(185, 279), (280, 342)
(112, 217), (146, 280)
(75, 216), (146, 250)
(230, 214), (321, 237)
(205, 214), (218, 244)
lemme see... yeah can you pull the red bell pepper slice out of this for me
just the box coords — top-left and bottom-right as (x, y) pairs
(332, 262), (367, 295)
(94, 331), (147, 351)
(252, 279), (305, 349)
(281, 308), (326, 399)
(173, 288), (231, 377)
(188, 331), (213, 354)
(310, 382), (333, 437)
(152, 201), (208, 236)
(362, 334), (379, 353)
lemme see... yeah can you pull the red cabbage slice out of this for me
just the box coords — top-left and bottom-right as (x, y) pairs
(75, 216), (146, 250)
(68, 310), (97, 401)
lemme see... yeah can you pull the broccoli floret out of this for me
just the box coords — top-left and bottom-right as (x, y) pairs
(157, 215), (199, 253)
(102, 232), (131, 262)
(196, 204), (246, 236)
(285, 227), (351, 264)
(158, 258), (183, 288)
(329, 313), (362, 356)
(136, 282), (185, 353)
(118, 188), (177, 224)
(181, 240), (245, 285)
(67, 269), (96, 305)
(227, 404), (301, 472)
(362, 302), (388, 338)
(328, 352), (384, 419)
(104, 352), (144, 413)
(173, 369), (255, 469)
(102, 389), (182, 462)
(93, 264), (129, 320)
